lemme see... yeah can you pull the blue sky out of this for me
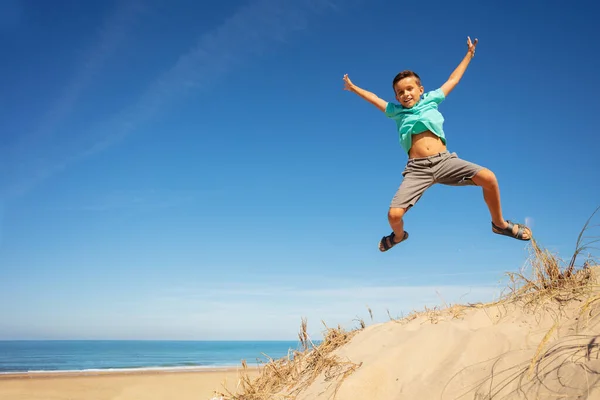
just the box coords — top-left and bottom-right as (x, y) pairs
(1, 0), (598, 340)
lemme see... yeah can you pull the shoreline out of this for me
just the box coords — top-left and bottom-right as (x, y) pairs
(0, 366), (260, 400)
(0, 364), (257, 380)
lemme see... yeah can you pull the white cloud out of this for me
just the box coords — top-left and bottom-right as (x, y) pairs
(0, 278), (504, 340)
(46, 283), (502, 340)
(3, 0), (144, 199)
(2, 0), (346, 200)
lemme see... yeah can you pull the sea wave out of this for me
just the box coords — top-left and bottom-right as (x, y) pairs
(0, 364), (244, 375)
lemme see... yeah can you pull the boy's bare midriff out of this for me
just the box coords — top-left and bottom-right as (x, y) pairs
(408, 131), (448, 159)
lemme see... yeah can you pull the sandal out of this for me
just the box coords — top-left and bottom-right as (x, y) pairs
(379, 231), (409, 252)
(492, 220), (531, 241)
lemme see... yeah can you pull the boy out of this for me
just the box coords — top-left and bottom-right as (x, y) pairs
(343, 37), (532, 252)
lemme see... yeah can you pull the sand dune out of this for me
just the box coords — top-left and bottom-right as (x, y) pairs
(226, 237), (600, 399)
(297, 282), (600, 399)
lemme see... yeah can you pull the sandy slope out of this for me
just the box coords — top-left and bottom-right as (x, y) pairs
(285, 268), (600, 399)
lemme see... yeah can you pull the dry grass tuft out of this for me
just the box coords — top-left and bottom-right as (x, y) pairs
(499, 206), (600, 309)
(448, 304), (467, 319)
(218, 318), (361, 400)
(217, 206), (600, 400)
(456, 206), (600, 398)
(440, 207), (600, 399)
(423, 305), (442, 324)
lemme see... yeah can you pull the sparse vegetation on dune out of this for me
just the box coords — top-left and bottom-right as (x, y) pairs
(500, 205), (600, 307)
(215, 319), (361, 400)
(214, 206), (600, 400)
(439, 207), (600, 399)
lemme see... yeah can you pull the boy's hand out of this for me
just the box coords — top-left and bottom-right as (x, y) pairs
(441, 37), (478, 96)
(343, 74), (355, 91)
(342, 73), (387, 112)
(467, 36), (478, 56)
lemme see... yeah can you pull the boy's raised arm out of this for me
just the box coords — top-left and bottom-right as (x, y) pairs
(343, 74), (388, 112)
(440, 36), (478, 97)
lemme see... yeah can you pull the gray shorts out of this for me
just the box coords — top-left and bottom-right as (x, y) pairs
(390, 151), (485, 209)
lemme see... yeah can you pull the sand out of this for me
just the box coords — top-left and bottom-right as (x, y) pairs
(0, 367), (257, 400)
(297, 299), (600, 399)
(227, 264), (600, 399)
(286, 268), (600, 399)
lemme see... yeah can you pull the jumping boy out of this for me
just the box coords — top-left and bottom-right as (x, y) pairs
(343, 37), (532, 252)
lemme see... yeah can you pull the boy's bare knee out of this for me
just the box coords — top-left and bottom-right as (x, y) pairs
(473, 168), (498, 188)
(388, 207), (407, 223)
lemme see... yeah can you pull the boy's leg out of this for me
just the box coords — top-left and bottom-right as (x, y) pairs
(471, 169), (532, 240)
(380, 161), (434, 251)
(381, 207), (407, 251)
(434, 151), (531, 240)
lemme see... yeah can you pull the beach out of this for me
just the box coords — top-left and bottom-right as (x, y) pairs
(0, 367), (257, 400)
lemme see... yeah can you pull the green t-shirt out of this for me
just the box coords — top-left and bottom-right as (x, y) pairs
(384, 88), (446, 154)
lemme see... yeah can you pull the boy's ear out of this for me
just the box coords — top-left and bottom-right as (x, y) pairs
(419, 86), (424, 96)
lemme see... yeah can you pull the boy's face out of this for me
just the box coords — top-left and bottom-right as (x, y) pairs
(394, 77), (424, 108)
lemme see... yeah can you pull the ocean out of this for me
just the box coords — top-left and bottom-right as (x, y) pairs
(0, 340), (302, 374)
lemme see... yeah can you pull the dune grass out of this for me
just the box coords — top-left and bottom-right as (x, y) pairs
(214, 318), (361, 400)
(501, 206), (599, 307)
(444, 206), (600, 399)
(214, 206), (600, 400)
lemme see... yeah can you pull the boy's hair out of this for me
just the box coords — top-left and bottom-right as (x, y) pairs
(392, 70), (421, 89)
